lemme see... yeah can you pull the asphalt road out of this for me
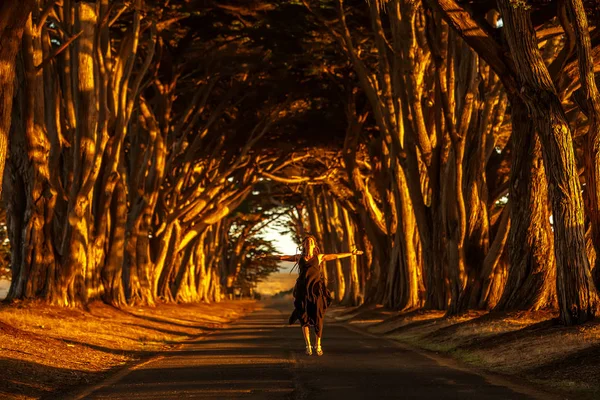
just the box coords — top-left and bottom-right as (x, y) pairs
(71, 301), (554, 400)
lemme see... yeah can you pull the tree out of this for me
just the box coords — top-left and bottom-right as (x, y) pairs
(0, 1), (36, 199)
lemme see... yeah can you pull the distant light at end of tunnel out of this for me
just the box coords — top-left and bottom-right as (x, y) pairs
(496, 195), (508, 206)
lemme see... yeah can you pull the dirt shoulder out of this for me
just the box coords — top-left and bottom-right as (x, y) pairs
(328, 305), (600, 400)
(0, 299), (258, 400)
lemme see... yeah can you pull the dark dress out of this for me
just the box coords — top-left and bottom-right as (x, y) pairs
(288, 255), (332, 337)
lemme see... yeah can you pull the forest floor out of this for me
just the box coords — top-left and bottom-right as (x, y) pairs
(0, 299), (257, 400)
(328, 305), (600, 399)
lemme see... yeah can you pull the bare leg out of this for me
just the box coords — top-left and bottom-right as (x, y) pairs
(302, 325), (312, 354)
(315, 334), (323, 355)
(302, 325), (311, 346)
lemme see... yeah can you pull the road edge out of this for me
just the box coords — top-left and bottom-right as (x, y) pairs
(335, 320), (563, 400)
(56, 301), (263, 400)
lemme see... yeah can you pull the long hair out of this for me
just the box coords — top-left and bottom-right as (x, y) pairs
(300, 234), (321, 256)
(290, 234), (321, 273)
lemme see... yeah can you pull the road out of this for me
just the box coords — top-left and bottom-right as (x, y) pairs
(69, 301), (554, 400)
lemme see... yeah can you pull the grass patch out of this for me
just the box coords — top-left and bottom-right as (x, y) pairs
(530, 378), (600, 398)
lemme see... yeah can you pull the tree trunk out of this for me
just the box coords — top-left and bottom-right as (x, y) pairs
(342, 207), (361, 305)
(306, 191), (329, 283)
(565, 0), (600, 277)
(157, 221), (181, 302)
(322, 194), (346, 302)
(0, 0), (36, 199)
(496, 98), (556, 310)
(7, 15), (58, 303)
(395, 163), (425, 310)
(478, 205), (510, 309)
(498, 0), (598, 324)
(443, 147), (468, 315)
(59, 2), (102, 305)
(101, 177), (127, 306)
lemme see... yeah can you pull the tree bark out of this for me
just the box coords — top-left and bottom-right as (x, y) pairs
(496, 97), (556, 310)
(0, 0), (36, 199)
(322, 194), (346, 302)
(7, 15), (58, 303)
(498, 0), (598, 324)
(342, 206), (362, 305)
(101, 177), (127, 306)
(565, 0), (600, 276)
(390, 162), (424, 310)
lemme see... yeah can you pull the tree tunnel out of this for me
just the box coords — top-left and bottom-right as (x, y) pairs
(4, 0), (600, 326)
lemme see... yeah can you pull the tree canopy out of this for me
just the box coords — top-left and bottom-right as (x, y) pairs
(3, 0), (600, 326)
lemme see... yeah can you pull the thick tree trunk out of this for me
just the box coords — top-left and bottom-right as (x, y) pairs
(463, 118), (491, 309)
(428, 200), (449, 309)
(124, 212), (156, 305)
(443, 148), (468, 315)
(197, 230), (213, 303)
(478, 206), (510, 309)
(498, 0), (598, 324)
(565, 0), (600, 276)
(0, 0), (36, 199)
(59, 2), (102, 305)
(7, 15), (58, 303)
(173, 237), (200, 303)
(496, 98), (556, 310)
(385, 164), (424, 310)
(171, 241), (196, 302)
(397, 165), (425, 310)
(101, 177), (127, 306)
(157, 221), (181, 302)
(362, 216), (389, 304)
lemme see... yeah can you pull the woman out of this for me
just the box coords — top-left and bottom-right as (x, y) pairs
(274, 235), (363, 356)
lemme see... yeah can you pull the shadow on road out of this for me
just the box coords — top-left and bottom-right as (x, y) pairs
(74, 302), (551, 400)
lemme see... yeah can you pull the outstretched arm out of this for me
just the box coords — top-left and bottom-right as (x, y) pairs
(321, 249), (363, 262)
(257, 254), (299, 262)
(276, 255), (300, 262)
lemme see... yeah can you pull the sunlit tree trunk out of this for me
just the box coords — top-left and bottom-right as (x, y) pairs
(7, 15), (57, 302)
(101, 177), (127, 306)
(498, 0), (599, 324)
(156, 220), (181, 302)
(437, 38), (476, 314)
(7, 1), (154, 306)
(196, 230), (211, 303)
(342, 206), (362, 305)
(565, 0), (600, 278)
(387, 162), (424, 310)
(321, 194), (346, 302)
(0, 0), (36, 199)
